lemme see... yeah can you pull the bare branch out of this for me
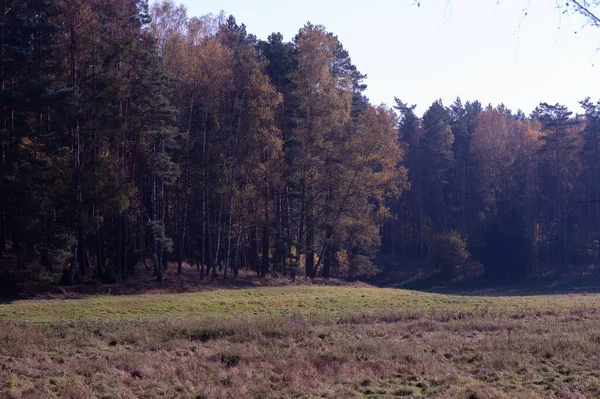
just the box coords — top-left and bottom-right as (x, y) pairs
(570, 0), (600, 27)
(414, 0), (600, 31)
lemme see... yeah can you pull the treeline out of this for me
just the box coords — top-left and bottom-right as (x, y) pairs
(0, 0), (405, 284)
(1, 0), (599, 286)
(386, 99), (600, 279)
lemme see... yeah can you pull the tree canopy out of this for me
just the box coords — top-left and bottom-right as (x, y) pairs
(0, 0), (599, 288)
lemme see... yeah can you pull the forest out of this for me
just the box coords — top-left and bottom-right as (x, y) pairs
(1, 0), (600, 289)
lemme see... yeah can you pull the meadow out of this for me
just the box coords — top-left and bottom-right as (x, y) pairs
(2, 282), (600, 398)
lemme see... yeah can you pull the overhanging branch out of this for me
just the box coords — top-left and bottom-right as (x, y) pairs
(570, 0), (600, 27)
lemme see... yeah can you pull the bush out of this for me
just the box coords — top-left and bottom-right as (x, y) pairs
(428, 231), (469, 281)
(220, 351), (240, 368)
(30, 267), (62, 284)
(349, 255), (380, 279)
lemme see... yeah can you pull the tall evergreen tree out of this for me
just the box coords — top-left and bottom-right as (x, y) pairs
(533, 103), (580, 271)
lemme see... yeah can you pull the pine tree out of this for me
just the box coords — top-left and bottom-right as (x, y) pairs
(581, 98), (600, 269)
(533, 103), (580, 271)
(421, 100), (454, 233)
(289, 23), (353, 278)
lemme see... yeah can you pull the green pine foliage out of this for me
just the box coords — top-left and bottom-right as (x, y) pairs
(0, 0), (599, 288)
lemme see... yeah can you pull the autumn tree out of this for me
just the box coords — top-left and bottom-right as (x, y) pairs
(287, 23), (353, 278)
(321, 105), (407, 278)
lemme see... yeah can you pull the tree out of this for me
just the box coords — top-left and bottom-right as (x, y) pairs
(321, 105), (407, 278)
(449, 98), (481, 231)
(428, 230), (469, 281)
(395, 99), (427, 257)
(258, 32), (299, 278)
(469, 107), (540, 277)
(470, 107), (516, 214)
(580, 98), (600, 269)
(533, 103), (580, 271)
(0, 0), (72, 269)
(421, 100), (454, 233)
(9, 0), (600, 291)
(288, 23), (353, 278)
(219, 16), (283, 279)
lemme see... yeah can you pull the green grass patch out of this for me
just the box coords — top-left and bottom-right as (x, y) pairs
(0, 285), (598, 323)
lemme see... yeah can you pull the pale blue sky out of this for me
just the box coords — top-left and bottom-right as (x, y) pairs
(176, 0), (599, 115)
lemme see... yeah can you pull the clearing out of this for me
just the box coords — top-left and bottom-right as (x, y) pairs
(1, 283), (600, 398)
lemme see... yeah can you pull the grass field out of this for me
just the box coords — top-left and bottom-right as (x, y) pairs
(2, 283), (600, 398)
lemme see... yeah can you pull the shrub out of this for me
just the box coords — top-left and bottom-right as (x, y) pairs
(220, 351), (240, 368)
(349, 255), (380, 279)
(428, 231), (469, 280)
(30, 267), (62, 284)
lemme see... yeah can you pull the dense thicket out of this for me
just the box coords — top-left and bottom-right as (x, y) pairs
(0, 0), (598, 286)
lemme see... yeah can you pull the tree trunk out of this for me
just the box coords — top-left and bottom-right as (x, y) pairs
(461, 160), (467, 231)
(154, 236), (162, 282)
(212, 204), (223, 280)
(597, 181), (600, 272)
(96, 227), (103, 278)
(233, 210), (243, 279)
(70, 235), (78, 285)
(201, 109), (209, 278)
(418, 183), (424, 257)
(199, 232), (205, 280)
(262, 225), (269, 277)
(116, 214), (123, 281)
(161, 182), (168, 272)
(205, 210), (212, 280)
(0, 0), (5, 259)
(595, 136), (600, 272)
(249, 220), (259, 274)
(556, 126), (563, 272)
(150, 155), (162, 282)
(223, 166), (236, 279)
(78, 224), (86, 276)
(275, 192), (285, 275)
(305, 197), (315, 279)
(261, 169), (270, 277)
(178, 96), (194, 274)
(323, 245), (333, 279)
(121, 213), (127, 278)
(563, 199), (568, 270)
(72, 122), (83, 284)
(0, 194), (4, 258)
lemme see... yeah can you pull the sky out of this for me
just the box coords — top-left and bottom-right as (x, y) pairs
(175, 0), (599, 116)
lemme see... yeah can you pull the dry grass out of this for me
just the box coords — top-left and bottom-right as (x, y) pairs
(2, 285), (600, 398)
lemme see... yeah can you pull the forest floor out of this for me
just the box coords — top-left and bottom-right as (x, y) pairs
(2, 269), (600, 398)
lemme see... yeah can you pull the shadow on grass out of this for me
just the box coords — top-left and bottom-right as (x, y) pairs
(398, 274), (600, 297)
(0, 263), (353, 302)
